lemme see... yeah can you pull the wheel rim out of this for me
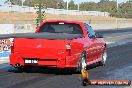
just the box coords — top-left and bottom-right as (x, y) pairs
(102, 51), (107, 64)
(81, 56), (87, 69)
(78, 53), (87, 72)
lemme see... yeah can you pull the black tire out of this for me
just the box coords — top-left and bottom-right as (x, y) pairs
(14, 64), (23, 72)
(77, 53), (87, 72)
(24, 66), (32, 72)
(15, 66), (24, 72)
(16, 66), (32, 72)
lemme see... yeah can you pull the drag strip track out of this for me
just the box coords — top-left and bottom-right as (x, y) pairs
(0, 42), (132, 88)
(95, 27), (132, 34)
(0, 28), (132, 88)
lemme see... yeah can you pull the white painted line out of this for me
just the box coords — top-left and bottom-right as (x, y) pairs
(106, 42), (115, 44)
(106, 34), (132, 39)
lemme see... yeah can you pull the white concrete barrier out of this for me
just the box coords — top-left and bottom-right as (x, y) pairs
(0, 24), (34, 34)
(0, 24), (14, 34)
(14, 24), (33, 33)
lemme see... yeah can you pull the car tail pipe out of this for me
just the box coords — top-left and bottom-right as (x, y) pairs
(14, 63), (21, 68)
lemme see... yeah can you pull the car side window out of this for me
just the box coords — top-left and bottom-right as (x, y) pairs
(84, 23), (96, 38)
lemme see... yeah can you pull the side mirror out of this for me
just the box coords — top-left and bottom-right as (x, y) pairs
(96, 33), (103, 38)
(89, 35), (96, 39)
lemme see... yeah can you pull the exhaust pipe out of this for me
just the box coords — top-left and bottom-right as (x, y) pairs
(14, 63), (21, 68)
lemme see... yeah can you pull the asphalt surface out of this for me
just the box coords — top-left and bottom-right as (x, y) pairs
(0, 28), (132, 88)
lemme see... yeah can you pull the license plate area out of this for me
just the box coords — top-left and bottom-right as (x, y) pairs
(25, 59), (38, 64)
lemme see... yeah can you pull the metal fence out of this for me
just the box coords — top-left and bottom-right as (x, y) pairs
(0, 5), (110, 16)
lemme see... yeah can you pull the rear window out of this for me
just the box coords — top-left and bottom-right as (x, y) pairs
(38, 22), (83, 34)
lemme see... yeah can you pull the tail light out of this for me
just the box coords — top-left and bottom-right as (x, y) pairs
(11, 39), (14, 53)
(66, 44), (71, 56)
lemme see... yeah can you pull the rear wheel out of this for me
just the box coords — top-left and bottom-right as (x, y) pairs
(77, 53), (87, 72)
(99, 50), (107, 66)
(15, 66), (32, 72)
(14, 66), (24, 72)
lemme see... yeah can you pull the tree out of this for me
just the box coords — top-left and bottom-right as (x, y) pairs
(97, 0), (117, 17)
(24, 0), (34, 7)
(4, 0), (132, 18)
(57, 0), (65, 9)
(119, 2), (132, 18)
(38, 0), (65, 9)
(5, 0), (25, 6)
(80, 2), (98, 11)
(68, 0), (77, 10)
(5, 0), (65, 8)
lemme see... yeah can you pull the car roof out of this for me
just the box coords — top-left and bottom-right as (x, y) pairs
(43, 20), (84, 24)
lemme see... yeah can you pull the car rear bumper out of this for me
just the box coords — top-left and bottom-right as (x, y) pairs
(10, 53), (80, 68)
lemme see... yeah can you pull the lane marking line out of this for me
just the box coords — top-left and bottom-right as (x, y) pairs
(105, 34), (132, 39)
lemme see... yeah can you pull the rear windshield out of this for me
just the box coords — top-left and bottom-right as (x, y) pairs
(38, 22), (83, 34)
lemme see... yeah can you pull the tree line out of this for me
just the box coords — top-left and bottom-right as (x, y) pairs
(5, 0), (132, 18)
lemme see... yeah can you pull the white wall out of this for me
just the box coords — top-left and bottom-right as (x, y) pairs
(0, 24), (14, 34)
(14, 24), (33, 33)
(0, 24), (33, 34)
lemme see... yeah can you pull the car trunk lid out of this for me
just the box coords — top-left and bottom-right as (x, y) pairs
(13, 38), (71, 59)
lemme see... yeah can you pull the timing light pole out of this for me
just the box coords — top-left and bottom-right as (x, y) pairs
(67, 0), (69, 15)
(38, 0), (42, 23)
(34, 0), (46, 27)
(116, 0), (118, 30)
(22, 0), (25, 6)
(78, 3), (79, 11)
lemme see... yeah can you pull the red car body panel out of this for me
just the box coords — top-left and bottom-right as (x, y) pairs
(10, 20), (106, 68)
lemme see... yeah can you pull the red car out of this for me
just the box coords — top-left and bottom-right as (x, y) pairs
(10, 20), (107, 71)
